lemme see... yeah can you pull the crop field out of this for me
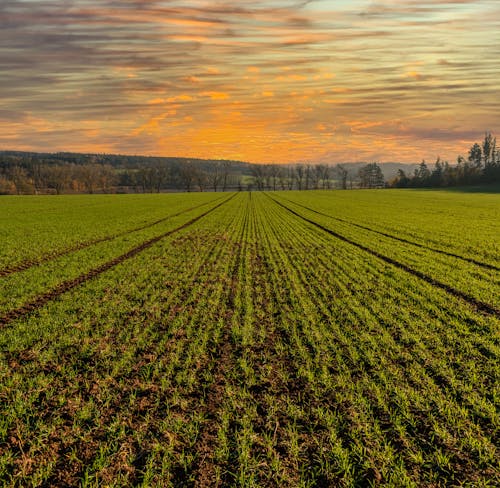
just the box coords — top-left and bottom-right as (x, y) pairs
(0, 189), (499, 487)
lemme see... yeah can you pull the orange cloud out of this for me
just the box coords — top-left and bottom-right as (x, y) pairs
(200, 91), (230, 100)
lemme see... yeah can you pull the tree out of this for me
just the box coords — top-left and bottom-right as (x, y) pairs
(414, 160), (431, 186)
(179, 161), (196, 192)
(43, 165), (71, 194)
(468, 143), (482, 170)
(209, 163), (222, 192)
(269, 164), (279, 191)
(277, 166), (287, 190)
(8, 166), (31, 194)
(430, 157), (443, 186)
(195, 169), (207, 192)
(336, 164), (348, 189)
(358, 163), (385, 188)
(221, 161), (230, 191)
(78, 164), (101, 194)
(286, 166), (294, 190)
(482, 132), (496, 167)
(295, 164), (304, 190)
(320, 164), (331, 189)
(313, 164), (322, 190)
(251, 165), (266, 191)
(304, 164), (311, 190)
(392, 168), (410, 188)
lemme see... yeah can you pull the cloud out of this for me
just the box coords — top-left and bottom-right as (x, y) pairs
(0, 0), (498, 162)
(200, 92), (230, 100)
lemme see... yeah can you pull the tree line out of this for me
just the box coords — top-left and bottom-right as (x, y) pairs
(0, 155), (244, 195)
(390, 133), (500, 188)
(0, 153), (378, 194)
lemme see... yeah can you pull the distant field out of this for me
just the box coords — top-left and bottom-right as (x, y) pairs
(0, 189), (498, 486)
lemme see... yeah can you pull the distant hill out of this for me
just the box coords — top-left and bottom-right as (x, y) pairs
(0, 150), (418, 176)
(0, 150), (253, 173)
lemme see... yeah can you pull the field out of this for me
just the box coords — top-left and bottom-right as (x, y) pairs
(0, 189), (499, 487)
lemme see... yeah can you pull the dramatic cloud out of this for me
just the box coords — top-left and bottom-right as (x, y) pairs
(0, 0), (498, 162)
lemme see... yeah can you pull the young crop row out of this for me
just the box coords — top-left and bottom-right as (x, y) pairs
(0, 195), (229, 317)
(278, 190), (500, 269)
(0, 190), (498, 486)
(248, 193), (499, 486)
(268, 192), (500, 311)
(0, 193), (223, 272)
(0, 193), (247, 485)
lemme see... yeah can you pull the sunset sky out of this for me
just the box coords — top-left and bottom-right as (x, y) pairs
(1, 0), (499, 163)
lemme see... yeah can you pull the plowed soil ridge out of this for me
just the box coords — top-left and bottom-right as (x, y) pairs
(267, 194), (500, 318)
(0, 195), (235, 328)
(276, 194), (500, 272)
(0, 195), (225, 278)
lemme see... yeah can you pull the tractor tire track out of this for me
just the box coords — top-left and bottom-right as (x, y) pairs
(266, 194), (500, 317)
(0, 194), (235, 328)
(274, 194), (500, 272)
(0, 195), (226, 279)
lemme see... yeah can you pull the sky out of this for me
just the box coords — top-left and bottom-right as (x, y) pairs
(1, 0), (499, 164)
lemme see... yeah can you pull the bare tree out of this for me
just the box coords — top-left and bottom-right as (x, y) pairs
(78, 164), (102, 194)
(336, 164), (348, 189)
(42, 165), (72, 194)
(320, 164), (331, 189)
(305, 164), (311, 190)
(209, 163), (222, 192)
(251, 165), (266, 191)
(179, 161), (196, 192)
(222, 161), (230, 191)
(196, 169), (207, 192)
(8, 166), (31, 194)
(295, 164), (304, 190)
(269, 165), (279, 191)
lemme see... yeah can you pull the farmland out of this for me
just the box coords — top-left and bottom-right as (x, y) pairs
(0, 189), (499, 487)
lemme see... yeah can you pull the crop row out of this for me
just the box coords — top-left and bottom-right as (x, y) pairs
(0, 195), (229, 316)
(277, 190), (500, 269)
(0, 193), (223, 271)
(268, 193), (500, 311)
(0, 193), (247, 486)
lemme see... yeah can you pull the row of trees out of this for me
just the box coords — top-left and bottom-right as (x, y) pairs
(0, 157), (239, 195)
(0, 152), (380, 194)
(250, 163), (385, 191)
(252, 163), (351, 191)
(391, 133), (500, 188)
(0, 163), (117, 195)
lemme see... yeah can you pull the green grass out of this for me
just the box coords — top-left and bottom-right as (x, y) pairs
(0, 189), (498, 487)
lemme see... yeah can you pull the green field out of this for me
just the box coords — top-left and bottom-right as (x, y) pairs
(0, 189), (499, 487)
